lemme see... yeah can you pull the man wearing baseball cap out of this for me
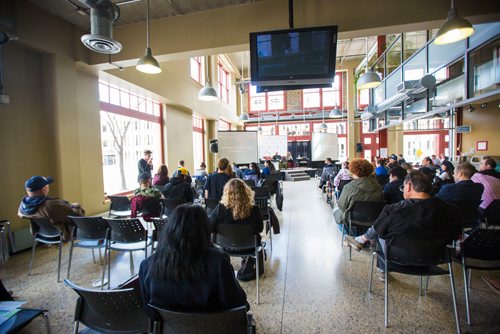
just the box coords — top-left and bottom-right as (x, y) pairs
(387, 154), (398, 169)
(18, 176), (85, 241)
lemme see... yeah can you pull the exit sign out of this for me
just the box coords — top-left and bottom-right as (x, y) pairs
(456, 125), (471, 133)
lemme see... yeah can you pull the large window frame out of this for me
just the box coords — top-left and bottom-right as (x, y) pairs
(190, 56), (205, 86)
(248, 86), (286, 114)
(218, 62), (229, 104)
(192, 114), (205, 167)
(302, 72), (343, 110)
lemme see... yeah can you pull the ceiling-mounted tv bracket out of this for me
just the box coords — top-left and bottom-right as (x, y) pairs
(288, 0), (294, 29)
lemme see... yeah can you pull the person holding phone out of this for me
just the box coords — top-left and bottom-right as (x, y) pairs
(138, 149), (154, 181)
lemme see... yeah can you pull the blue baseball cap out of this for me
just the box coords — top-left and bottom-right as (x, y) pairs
(25, 176), (53, 191)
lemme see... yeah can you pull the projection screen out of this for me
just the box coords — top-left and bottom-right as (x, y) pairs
(218, 131), (259, 164)
(311, 132), (339, 161)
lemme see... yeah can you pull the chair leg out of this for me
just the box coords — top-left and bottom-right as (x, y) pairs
(67, 240), (74, 279)
(28, 240), (38, 275)
(419, 276), (423, 296)
(98, 248), (102, 265)
(129, 251), (134, 274)
(448, 261), (461, 334)
(73, 321), (79, 334)
(349, 244), (352, 261)
(425, 276), (430, 296)
(42, 311), (51, 334)
(268, 221), (273, 251)
(368, 251), (375, 293)
(384, 260), (389, 328)
(91, 249), (96, 264)
(107, 245), (111, 290)
(467, 269), (472, 289)
(100, 248), (106, 290)
(57, 239), (63, 282)
(255, 251), (260, 305)
(340, 224), (345, 247)
(462, 257), (471, 325)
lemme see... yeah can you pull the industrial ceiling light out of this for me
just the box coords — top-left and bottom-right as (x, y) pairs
(357, 37), (381, 90)
(319, 109), (328, 132)
(198, 56), (218, 101)
(434, 0), (474, 45)
(136, 0), (161, 74)
(239, 113), (249, 121)
(329, 108), (343, 118)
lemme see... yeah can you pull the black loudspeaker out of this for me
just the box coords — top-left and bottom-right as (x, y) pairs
(209, 139), (218, 153)
(356, 143), (363, 153)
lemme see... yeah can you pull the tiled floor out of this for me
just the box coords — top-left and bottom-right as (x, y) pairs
(1, 179), (499, 333)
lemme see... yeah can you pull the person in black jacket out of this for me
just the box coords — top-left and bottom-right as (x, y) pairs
(162, 168), (194, 204)
(139, 204), (248, 313)
(346, 171), (462, 253)
(437, 162), (483, 204)
(204, 158), (232, 201)
(137, 149), (153, 181)
(383, 166), (407, 204)
(209, 178), (264, 281)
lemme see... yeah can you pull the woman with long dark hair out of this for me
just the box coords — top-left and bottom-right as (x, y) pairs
(243, 162), (261, 184)
(139, 204), (247, 311)
(152, 164), (169, 186)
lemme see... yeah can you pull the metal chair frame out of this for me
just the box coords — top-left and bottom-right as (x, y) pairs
(108, 195), (132, 218)
(254, 197), (272, 251)
(28, 218), (63, 282)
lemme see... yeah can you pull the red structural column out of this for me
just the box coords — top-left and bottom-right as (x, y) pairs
(378, 128), (388, 158)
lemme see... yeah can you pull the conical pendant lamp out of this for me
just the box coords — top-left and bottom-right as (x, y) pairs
(357, 37), (381, 90)
(198, 56), (218, 101)
(434, 0), (474, 45)
(136, 0), (161, 74)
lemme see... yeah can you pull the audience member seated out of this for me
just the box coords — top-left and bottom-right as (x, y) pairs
(383, 166), (407, 204)
(471, 157), (500, 215)
(333, 161), (352, 188)
(420, 166), (443, 195)
(437, 162), (483, 206)
(163, 168), (194, 204)
(232, 162), (243, 179)
(386, 155), (398, 169)
(333, 159), (383, 230)
(400, 162), (414, 174)
(346, 171), (462, 256)
(272, 152), (282, 161)
(131, 173), (163, 221)
(397, 154), (406, 166)
(139, 204), (248, 313)
(204, 158), (233, 201)
(375, 159), (389, 187)
(319, 158), (336, 189)
(243, 162), (261, 184)
(421, 156), (437, 171)
(152, 164), (169, 187)
(209, 179), (264, 282)
(172, 160), (192, 184)
(194, 162), (209, 181)
(18, 176), (85, 241)
(438, 160), (455, 183)
(431, 154), (441, 167)
(262, 160), (276, 176)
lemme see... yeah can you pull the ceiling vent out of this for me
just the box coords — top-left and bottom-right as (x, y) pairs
(80, 0), (122, 54)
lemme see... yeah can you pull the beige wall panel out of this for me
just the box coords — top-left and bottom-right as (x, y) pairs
(164, 106), (194, 174)
(461, 102), (500, 156)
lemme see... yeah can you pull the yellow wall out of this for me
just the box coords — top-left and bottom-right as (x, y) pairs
(164, 106), (195, 173)
(461, 100), (500, 156)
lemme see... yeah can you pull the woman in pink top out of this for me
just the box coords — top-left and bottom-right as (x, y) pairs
(334, 161), (352, 187)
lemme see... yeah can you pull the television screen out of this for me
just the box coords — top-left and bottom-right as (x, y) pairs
(250, 26), (338, 86)
(256, 83), (333, 93)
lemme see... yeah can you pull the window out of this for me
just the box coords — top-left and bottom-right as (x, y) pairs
(193, 115), (205, 168)
(218, 119), (231, 131)
(190, 57), (205, 85)
(99, 81), (162, 195)
(218, 62), (229, 103)
(302, 73), (342, 109)
(248, 85), (285, 113)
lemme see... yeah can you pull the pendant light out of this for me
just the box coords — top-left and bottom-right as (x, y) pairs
(136, 0), (161, 74)
(257, 111), (263, 134)
(434, 0), (474, 45)
(198, 56), (218, 101)
(329, 108), (343, 118)
(319, 109), (327, 132)
(357, 37), (381, 90)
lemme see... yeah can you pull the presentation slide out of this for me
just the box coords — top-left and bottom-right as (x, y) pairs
(259, 135), (288, 159)
(218, 131), (259, 164)
(311, 132), (339, 161)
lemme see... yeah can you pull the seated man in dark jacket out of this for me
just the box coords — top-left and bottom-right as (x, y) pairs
(162, 168), (194, 204)
(383, 166), (407, 204)
(131, 172), (163, 221)
(319, 158), (336, 189)
(346, 171), (462, 253)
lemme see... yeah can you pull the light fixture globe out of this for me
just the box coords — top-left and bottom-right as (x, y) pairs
(329, 108), (343, 118)
(358, 71), (381, 90)
(239, 113), (249, 121)
(434, 7), (474, 45)
(319, 122), (328, 132)
(198, 83), (218, 101)
(136, 47), (161, 74)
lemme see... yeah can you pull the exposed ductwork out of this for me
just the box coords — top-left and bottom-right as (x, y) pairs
(80, 0), (122, 54)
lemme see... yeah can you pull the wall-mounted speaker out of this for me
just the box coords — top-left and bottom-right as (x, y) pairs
(356, 143), (363, 153)
(209, 139), (218, 153)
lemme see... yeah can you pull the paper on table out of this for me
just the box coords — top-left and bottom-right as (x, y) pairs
(0, 301), (26, 311)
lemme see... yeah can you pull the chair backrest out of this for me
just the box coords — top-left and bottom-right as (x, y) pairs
(149, 305), (249, 334)
(251, 186), (270, 199)
(205, 198), (219, 210)
(215, 223), (257, 251)
(104, 218), (147, 243)
(152, 218), (169, 242)
(68, 216), (108, 241)
(337, 179), (352, 191)
(262, 173), (280, 181)
(462, 229), (500, 262)
(243, 179), (256, 187)
(387, 233), (451, 267)
(108, 196), (131, 211)
(253, 198), (269, 218)
(449, 200), (480, 227)
(160, 198), (185, 217)
(484, 199), (500, 222)
(30, 218), (61, 238)
(64, 279), (148, 334)
(349, 201), (386, 227)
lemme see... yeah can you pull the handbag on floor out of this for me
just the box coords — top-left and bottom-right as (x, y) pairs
(237, 250), (266, 282)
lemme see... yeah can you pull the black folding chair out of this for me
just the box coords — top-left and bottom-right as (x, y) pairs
(483, 199), (500, 227)
(64, 279), (148, 334)
(254, 197), (272, 251)
(251, 186), (270, 200)
(151, 218), (169, 252)
(149, 304), (255, 334)
(456, 229), (500, 325)
(160, 198), (185, 218)
(343, 201), (385, 259)
(103, 218), (152, 289)
(67, 216), (108, 286)
(368, 234), (460, 333)
(243, 179), (256, 187)
(28, 218), (63, 282)
(450, 200), (481, 231)
(108, 195), (131, 218)
(214, 224), (263, 304)
(205, 198), (219, 216)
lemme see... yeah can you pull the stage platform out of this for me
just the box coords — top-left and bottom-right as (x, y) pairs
(280, 167), (318, 181)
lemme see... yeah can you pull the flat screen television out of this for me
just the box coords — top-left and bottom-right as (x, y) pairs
(256, 83), (333, 93)
(250, 25), (338, 87)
